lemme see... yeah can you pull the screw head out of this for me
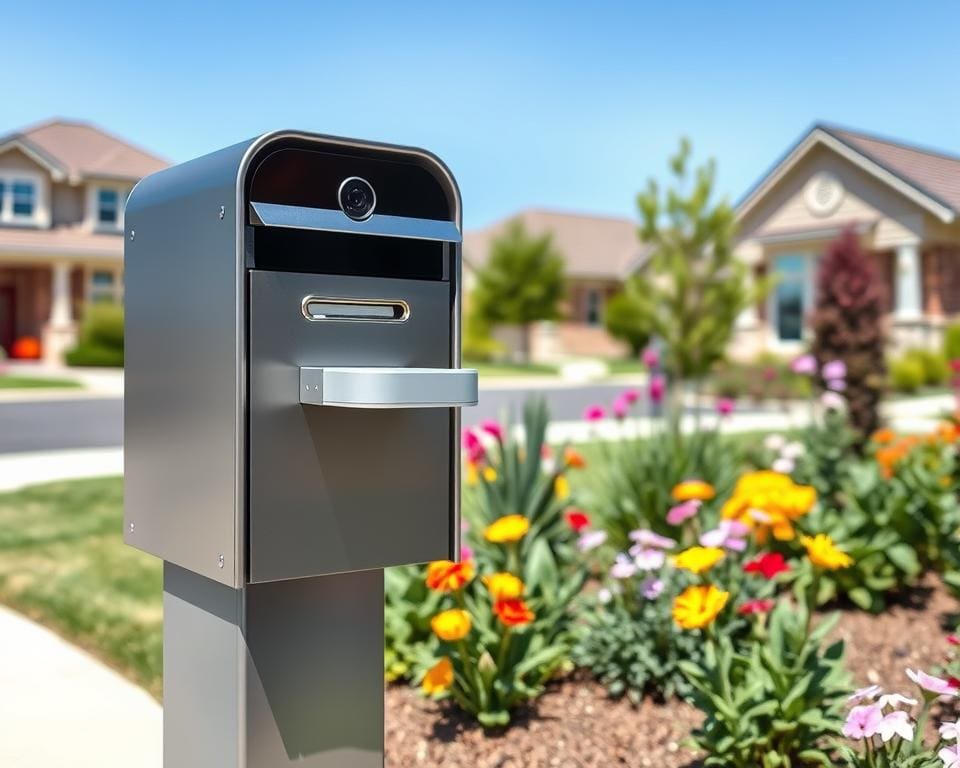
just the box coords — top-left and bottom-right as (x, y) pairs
(219, 205), (225, 220)
(218, 554), (225, 569)
(129, 522), (135, 532)
(129, 229), (135, 241)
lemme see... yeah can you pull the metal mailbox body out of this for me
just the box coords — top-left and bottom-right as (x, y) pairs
(124, 131), (469, 588)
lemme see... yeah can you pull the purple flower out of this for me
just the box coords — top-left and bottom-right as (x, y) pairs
(875, 710), (914, 742)
(906, 669), (960, 697)
(610, 553), (637, 580)
(584, 404), (606, 422)
(577, 529), (608, 552)
(649, 374), (666, 405)
(666, 500), (701, 526)
(827, 378), (847, 392)
(630, 547), (666, 571)
(628, 529), (676, 549)
(823, 359), (847, 381)
(640, 577), (665, 600)
(791, 354), (818, 376)
(612, 395), (629, 420)
(641, 346), (660, 369)
(623, 388), (641, 404)
(848, 684), (882, 704)
(842, 704), (883, 739)
(715, 397), (735, 417)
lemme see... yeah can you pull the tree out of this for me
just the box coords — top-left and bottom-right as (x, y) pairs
(624, 138), (767, 389)
(809, 228), (886, 443)
(604, 290), (650, 357)
(471, 219), (565, 362)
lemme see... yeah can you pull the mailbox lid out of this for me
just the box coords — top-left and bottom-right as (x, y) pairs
(247, 270), (455, 582)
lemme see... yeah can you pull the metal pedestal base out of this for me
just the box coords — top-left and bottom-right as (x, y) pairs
(163, 563), (384, 768)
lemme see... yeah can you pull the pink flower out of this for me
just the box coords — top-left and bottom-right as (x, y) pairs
(842, 704), (883, 739)
(827, 378), (847, 392)
(628, 529), (676, 549)
(737, 599), (775, 616)
(822, 359), (847, 381)
(612, 395), (629, 420)
(791, 354), (818, 376)
(700, 519), (750, 551)
(716, 397), (735, 417)
(875, 710), (914, 742)
(940, 721), (960, 740)
(577, 530), (608, 552)
(949, 635), (960, 646)
(640, 577), (664, 600)
(462, 429), (485, 463)
(649, 374), (666, 405)
(906, 669), (960, 697)
(610, 554), (637, 580)
(847, 685), (882, 704)
(623, 388), (641, 404)
(666, 499), (701, 526)
(630, 547), (666, 571)
(641, 346), (660, 368)
(479, 419), (504, 441)
(459, 544), (474, 561)
(940, 744), (960, 768)
(584, 405), (606, 422)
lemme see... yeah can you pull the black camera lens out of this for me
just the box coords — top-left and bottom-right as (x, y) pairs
(338, 177), (376, 221)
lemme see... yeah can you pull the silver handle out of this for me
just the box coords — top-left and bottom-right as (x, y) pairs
(300, 367), (478, 409)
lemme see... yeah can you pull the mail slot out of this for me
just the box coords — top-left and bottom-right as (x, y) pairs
(123, 131), (476, 587)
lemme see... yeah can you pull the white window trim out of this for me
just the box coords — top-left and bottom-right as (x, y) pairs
(0, 170), (49, 228)
(86, 266), (124, 304)
(767, 251), (817, 351)
(86, 182), (129, 233)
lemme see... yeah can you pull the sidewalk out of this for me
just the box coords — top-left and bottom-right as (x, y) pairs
(0, 447), (123, 492)
(0, 604), (161, 768)
(0, 364), (123, 403)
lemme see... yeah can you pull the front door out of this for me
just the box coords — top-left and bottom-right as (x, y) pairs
(0, 285), (15, 354)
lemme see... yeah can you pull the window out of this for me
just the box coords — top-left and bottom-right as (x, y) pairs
(586, 289), (602, 326)
(97, 189), (120, 226)
(771, 253), (815, 342)
(0, 175), (40, 224)
(90, 270), (122, 303)
(12, 181), (35, 218)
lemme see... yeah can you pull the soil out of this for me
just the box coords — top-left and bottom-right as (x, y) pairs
(384, 575), (960, 767)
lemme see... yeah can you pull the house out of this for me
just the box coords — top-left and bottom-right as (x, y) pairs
(733, 123), (960, 357)
(462, 208), (646, 360)
(0, 119), (167, 362)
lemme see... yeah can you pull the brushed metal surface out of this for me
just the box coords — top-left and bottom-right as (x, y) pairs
(299, 367), (478, 408)
(249, 271), (454, 582)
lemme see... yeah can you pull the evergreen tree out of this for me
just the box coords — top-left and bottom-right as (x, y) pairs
(604, 290), (650, 357)
(809, 228), (887, 443)
(471, 219), (565, 362)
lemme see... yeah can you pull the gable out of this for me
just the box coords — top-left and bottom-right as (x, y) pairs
(0, 145), (54, 178)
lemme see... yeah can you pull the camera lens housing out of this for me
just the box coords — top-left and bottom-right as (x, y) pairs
(338, 176), (376, 221)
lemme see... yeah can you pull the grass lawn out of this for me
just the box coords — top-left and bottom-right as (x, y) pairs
(0, 477), (162, 698)
(603, 358), (646, 376)
(0, 374), (82, 389)
(463, 358), (559, 378)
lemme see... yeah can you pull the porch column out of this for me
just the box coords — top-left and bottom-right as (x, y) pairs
(894, 243), (922, 320)
(49, 261), (72, 327)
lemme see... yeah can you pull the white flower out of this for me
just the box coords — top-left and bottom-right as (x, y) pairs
(631, 547), (666, 571)
(597, 587), (613, 604)
(541, 457), (557, 475)
(610, 554), (637, 580)
(772, 457), (795, 474)
(848, 684), (882, 704)
(577, 530), (608, 552)
(941, 721), (960, 741)
(781, 441), (805, 460)
(875, 710), (914, 743)
(764, 434), (786, 452)
(877, 693), (918, 710)
(821, 391), (846, 411)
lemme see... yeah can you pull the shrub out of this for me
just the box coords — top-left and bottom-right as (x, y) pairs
(809, 228), (886, 443)
(890, 355), (925, 393)
(603, 290), (650, 357)
(66, 303), (124, 367)
(945, 321), (960, 362)
(711, 356), (812, 403)
(906, 348), (949, 387)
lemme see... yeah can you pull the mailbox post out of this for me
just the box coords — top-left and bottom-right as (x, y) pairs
(124, 131), (477, 767)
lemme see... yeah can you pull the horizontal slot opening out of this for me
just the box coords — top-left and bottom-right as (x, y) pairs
(302, 297), (409, 322)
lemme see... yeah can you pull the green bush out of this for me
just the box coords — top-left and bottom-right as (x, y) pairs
(906, 348), (949, 386)
(889, 355), (924, 393)
(66, 303), (124, 367)
(944, 321), (960, 362)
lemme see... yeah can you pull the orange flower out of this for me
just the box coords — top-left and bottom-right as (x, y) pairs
(672, 479), (716, 502)
(563, 446), (587, 469)
(937, 422), (959, 443)
(421, 657), (453, 695)
(493, 598), (535, 627)
(425, 560), (475, 592)
(871, 427), (896, 445)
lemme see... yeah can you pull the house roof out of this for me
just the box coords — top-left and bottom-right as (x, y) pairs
(0, 119), (168, 183)
(737, 123), (960, 224)
(0, 223), (123, 259)
(463, 208), (648, 280)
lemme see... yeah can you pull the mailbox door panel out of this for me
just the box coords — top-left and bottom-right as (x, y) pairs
(248, 270), (453, 582)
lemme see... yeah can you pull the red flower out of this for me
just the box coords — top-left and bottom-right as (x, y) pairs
(737, 599), (775, 616)
(743, 552), (790, 580)
(949, 635), (960, 646)
(951, 676), (960, 690)
(493, 598), (535, 627)
(565, 509), (591, 533)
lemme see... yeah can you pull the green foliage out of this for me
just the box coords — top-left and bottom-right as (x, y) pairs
(890, 355), (925, 393)
(809, 229), (886, 442)
(461, 310), (503, 362)
(384, 565), (444, 682)
(681, 602), (849, 767)
(66, 303), (124, 367)
(904, 348), (949, 387)
(470, 220), (565, 362)
(629, 137), (768, 382)
(945, 321), (960, 362)
(603, 290), (650, 357)
(712, 356), (812, 402)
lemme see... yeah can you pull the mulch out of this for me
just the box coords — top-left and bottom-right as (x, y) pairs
(385, 574), (960, 767)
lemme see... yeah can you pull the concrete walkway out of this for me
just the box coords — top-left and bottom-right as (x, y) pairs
(0, 447), (123, 492)
(0, 604), (161, 768)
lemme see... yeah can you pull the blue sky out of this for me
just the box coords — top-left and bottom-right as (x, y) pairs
(4, 1), (959, 229)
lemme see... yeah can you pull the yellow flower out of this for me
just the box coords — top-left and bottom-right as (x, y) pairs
(421, 657), (453, 695)
(425, 560), (475, 592)
(465, 462), (479, 486)
(484, 514), (530, 543)
(721, 470), (817, 542)
(430, 609), (472, 642)
(672, 479), (716, 502)
(673, 585), (730, 630)
(555, 475), (571, 501)
(483, 572), (525, 600)
(483, 466), (497, 482)
(673, 546), (725, 575)
(801, 534), (853, 570)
